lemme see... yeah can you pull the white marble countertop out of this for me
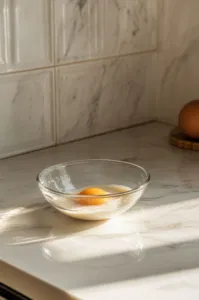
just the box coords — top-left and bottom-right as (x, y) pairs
(1, 122), (199, 300)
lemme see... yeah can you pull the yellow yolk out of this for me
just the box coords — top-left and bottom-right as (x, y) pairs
(77, 187), (108, 206)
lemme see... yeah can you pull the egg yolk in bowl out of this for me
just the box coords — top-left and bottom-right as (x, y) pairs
(76, 187), (109, 206)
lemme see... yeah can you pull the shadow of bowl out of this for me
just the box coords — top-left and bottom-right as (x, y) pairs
(0, 201), (106, 245)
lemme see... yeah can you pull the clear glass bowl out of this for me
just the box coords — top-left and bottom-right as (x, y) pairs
(37, 159), (150, 221)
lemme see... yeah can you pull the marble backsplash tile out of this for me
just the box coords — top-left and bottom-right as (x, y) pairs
(0, 0), (159, 158)
(157, 0), (199, 124)
(56, 53), (156, 143)
(0, 0), (199, 156)
(55, 0), (158, 64)
(0, 69), (55, 158)
(0, 0), (53, 74)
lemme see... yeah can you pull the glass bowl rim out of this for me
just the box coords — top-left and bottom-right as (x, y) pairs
(36, 158), (150, 198)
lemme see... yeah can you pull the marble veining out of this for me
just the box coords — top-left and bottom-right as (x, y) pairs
(55, 0), (157, 63)
(158, 49), (199, 124)
(0, 69), (54, 158)
(57, 53), (155, 143)
(0, 123), (199, 299)
(0, 0), (158, 158)
(0, 0), (52, 73)
(160, 0), (199, 50)
(157, 0), (199, 124)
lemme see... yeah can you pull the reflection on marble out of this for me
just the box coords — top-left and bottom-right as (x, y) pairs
(0, 69), (54, 158)
(0, 204), (105, 245)
(43, 218), (144, 264)
(57, 53), (155, 143)
(55, 0), (157, 63)
(157, 0), (199, 124)
(0, 123), (199, 299)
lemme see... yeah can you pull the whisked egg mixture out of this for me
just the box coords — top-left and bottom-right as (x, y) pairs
(53, 185), (136, 220)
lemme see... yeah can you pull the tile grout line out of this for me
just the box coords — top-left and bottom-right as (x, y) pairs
(51, 0), (58, 145)
(155, 0), (164, 121)
(0, 48), (158, 77)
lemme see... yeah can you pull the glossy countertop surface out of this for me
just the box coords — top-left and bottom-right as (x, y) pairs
(0, 122), (199, 300)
